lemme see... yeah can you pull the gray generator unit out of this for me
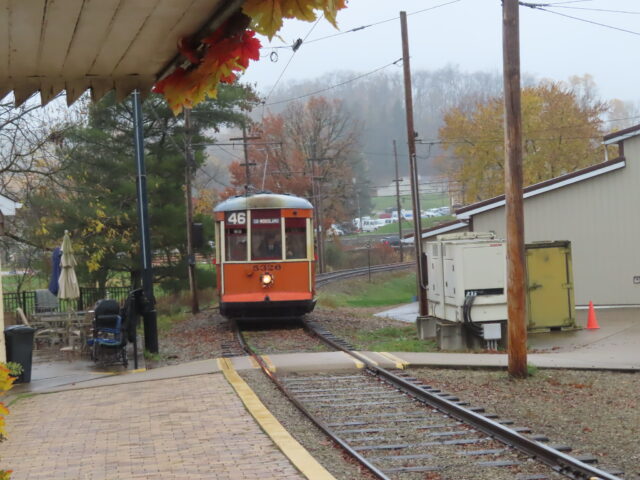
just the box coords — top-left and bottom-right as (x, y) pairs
(426, 232), (507, 348)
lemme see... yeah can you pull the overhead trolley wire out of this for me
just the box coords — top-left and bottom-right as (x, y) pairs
(262, 15), (324, 107)
(263, 58), (403, 107)
(302, 0), (462, 46)
(548, 5), (640, 14)
(521, 2), (640, 36)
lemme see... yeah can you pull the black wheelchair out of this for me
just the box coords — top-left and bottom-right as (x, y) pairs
(87, 289), (146, 368)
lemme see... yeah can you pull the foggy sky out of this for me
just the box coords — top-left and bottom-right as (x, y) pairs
(241, 0), (639, 104)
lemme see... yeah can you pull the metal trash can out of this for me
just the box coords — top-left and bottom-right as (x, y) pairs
(4, 325), (36, 383)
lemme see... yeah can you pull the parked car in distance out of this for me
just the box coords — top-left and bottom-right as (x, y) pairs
(380, 235), (401, 247)
(327, 223), (344, 237)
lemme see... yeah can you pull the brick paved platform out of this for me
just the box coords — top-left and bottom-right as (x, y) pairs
(3, 373), (306, 480)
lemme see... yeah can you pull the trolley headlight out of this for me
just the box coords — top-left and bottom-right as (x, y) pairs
(260, 272), (274, 287)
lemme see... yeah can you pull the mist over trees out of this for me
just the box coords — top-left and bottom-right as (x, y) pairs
(260, 67), (634, 205)
(262, 65), (507, 183)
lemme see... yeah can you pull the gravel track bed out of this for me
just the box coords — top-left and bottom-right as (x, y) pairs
(239, 369), (378, 480)
(241, 323), (331, 354)
(407, 367), (640, 479)
(280, 372), (564, 480)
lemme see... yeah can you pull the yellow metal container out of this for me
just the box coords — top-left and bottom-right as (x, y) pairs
(525, 241), (576, 331)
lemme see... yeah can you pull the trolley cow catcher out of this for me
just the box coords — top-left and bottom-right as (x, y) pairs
(214, 193), (316, 320)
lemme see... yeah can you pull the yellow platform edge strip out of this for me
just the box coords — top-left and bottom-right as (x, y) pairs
(249, 356), (260, 369)
(353, 351), (377, 367)
(342, 351), (365, 369)
(261, 354), (277, 373)
(378, 352), (410, 370)
(217, 358), (336, 480)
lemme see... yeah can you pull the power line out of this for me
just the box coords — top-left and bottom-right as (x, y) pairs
(210, 144), (244, 161)
(521, 2), (640, 36)
(549, 5), (640, 14)
(263, 58), (403, 107)
(302, 0), (462, 46)
(262, 15), (324, 106)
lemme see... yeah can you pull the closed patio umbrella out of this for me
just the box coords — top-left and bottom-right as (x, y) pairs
(58, 230), (79, 302)
(48, 247), (62, 295)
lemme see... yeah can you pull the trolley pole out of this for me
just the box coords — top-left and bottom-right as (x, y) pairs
(184, 108), (199, 314)
(503, 0), (528, 378)
(400, 11), (427, 316)
(230, 124), (259, 194)
(393, 140), (404, 262)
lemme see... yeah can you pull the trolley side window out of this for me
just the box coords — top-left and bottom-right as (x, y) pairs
(251, 209), (282, 260)
(225, 211), (247, 261)
(285, 217), (307, 259)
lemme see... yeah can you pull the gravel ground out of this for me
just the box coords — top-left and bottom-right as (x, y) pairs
(150, 307), (639, 479)
(406, 367), (640, 480)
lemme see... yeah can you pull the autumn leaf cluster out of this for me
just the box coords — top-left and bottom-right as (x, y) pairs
(154, 14), (261, 115)
(154, 1), (347, 114)
(0, 363), (16, 479)
(242, 0), (346, 40)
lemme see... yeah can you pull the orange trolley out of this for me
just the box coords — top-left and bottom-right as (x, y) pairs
(214, 193), (316, 320)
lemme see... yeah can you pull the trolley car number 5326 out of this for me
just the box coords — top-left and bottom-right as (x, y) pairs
(253, 264), (281, 272)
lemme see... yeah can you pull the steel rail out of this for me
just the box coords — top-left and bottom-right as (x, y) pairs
(303, 318), (622, 480)
(316, 262), (414, 287)
(233, 323), (392, 480)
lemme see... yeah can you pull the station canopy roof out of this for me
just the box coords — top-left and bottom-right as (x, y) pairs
(0, 0), (244, 107)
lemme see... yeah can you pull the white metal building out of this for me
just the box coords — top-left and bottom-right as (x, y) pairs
(455, 125), (640, 306)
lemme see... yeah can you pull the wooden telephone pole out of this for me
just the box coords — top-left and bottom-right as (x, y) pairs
(393, 140), (404, 262)
(503, 0), (528, 378)
(400, 11), (427, 316)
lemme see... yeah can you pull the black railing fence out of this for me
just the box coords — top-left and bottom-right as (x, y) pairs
(3, 286), (132, 317)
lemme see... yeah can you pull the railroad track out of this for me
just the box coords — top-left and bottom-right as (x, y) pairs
(316, 262), (414, 287)
(233, 321), (624, 480)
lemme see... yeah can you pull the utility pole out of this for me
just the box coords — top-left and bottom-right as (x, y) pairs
(184, 108), (199, 314)
(393, 140), (404, 262)
(309, 158), (325, 273)
(400, 11), (427, 316)
(229, 123), (259, 194)
(353, 177), (362, 234)
(503, 0), (528, 378)
(132, 90), (158, 354)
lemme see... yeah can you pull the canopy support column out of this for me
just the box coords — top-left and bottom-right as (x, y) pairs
(132, 90), (159, 354)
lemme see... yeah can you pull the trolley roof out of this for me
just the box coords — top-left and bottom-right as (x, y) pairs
(214, 193), (313, 212)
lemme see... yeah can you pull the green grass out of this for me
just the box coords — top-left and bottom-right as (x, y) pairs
(318, 271), (416, 308)
(2, 273), (49, 292)
(371, 193), (449, 211)
(374, 216), (455, 234)
(355, 326), (437, 352)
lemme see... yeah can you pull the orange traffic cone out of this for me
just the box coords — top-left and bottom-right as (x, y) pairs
(586, 301), (600, 329)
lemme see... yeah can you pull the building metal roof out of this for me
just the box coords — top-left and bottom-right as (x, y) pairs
(0, 0), (244, 106)
(603, 123), (640, 145)
(455, 156), (626, 220)
(214, 193), (313, 212)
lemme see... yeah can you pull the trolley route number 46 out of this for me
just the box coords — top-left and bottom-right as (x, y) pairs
(227, 212), (246, 225)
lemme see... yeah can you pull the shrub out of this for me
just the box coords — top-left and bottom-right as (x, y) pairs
(1, 363), (16, 478)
